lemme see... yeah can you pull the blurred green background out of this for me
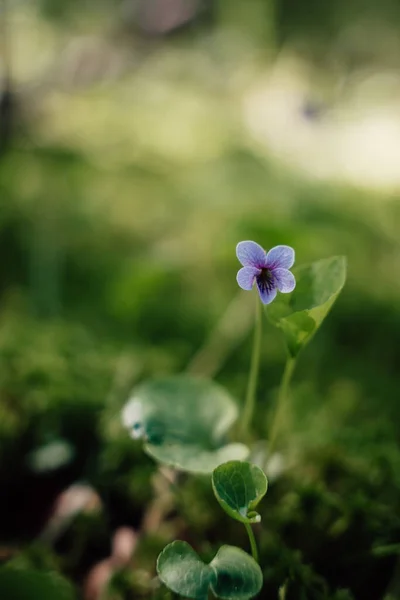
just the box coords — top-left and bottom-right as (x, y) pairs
(1, 1), (400, 599)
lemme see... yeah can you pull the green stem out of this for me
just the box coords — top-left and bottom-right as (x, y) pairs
(268, 356), (296, 456)
(244, 523), (259, 563)
(240, 295), (262, 439)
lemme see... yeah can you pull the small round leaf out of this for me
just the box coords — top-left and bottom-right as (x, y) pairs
(212, 460), (268, 524)
(122, 376), (249, 473)
(210, 545), (263, 599)
(147, 442), (249, 474)
(157, 541), (215, 599)
(157, 541), (263, 600)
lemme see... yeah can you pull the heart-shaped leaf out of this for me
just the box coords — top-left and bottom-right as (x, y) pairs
(211, 545), (263, 599)
(122, 376), (249, 473)
(157, 541), (263, 599)
(212, 460), (268, 524)
(157, 540), (216, 599)
(267, 256), (347, 357)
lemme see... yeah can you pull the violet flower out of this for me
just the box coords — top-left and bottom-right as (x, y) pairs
(236, 241), (296, 304)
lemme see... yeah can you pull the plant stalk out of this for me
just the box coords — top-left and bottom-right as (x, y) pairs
(240, 295), (262, 439)
(244, 522), (259, 563)
(268, 355), (296, 456)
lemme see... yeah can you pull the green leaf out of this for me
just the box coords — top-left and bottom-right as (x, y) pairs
(211, 545), (263, 599)
(122, 376), (249, 473)
(147, 442), (249, 474)
(157, 541), (263, 600)
(212, 460), (268, 524)
(157, 541), (216, 599)
(0, 567), (75, 600)
(267, 256), (347, 357)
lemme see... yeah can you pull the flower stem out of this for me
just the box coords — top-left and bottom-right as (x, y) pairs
(244, 522), (259, 563)
(268, 355), (296, 457)
(240, 295), (262, 440)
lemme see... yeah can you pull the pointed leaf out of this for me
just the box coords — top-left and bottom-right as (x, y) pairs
(157, 541), (263, 600)
(122, 376), (249, 473)
(267, 256), (347, 357)
(212, 460), (268, 524)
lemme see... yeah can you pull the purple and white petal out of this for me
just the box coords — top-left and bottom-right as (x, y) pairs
(273, 268), (296, 293)
(236, 266), (260, 290)
(236, 241), (267, 268)
(265, 245), (295, 270)
(256, 276), (277, 305)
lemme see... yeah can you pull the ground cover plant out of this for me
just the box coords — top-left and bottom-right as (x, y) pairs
(1, 1), (400, 599)
(120, 242), (347, 599)
(1, 162), (400, 598)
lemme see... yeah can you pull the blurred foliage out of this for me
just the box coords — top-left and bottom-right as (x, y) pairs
(0, 565), (75, 599)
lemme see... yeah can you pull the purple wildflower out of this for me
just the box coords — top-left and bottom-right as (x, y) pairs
(236, 241), (296, 304)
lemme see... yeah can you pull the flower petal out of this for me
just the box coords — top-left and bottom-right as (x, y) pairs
(236, 241), (267, 268)
(265, 245), (295, 269)
(273, 268), (296, 293)
(236, 266), (260, 290)
(256, 276), (277, 304)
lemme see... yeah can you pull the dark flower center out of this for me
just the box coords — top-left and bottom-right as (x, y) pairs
(257, 268), (274, 293)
